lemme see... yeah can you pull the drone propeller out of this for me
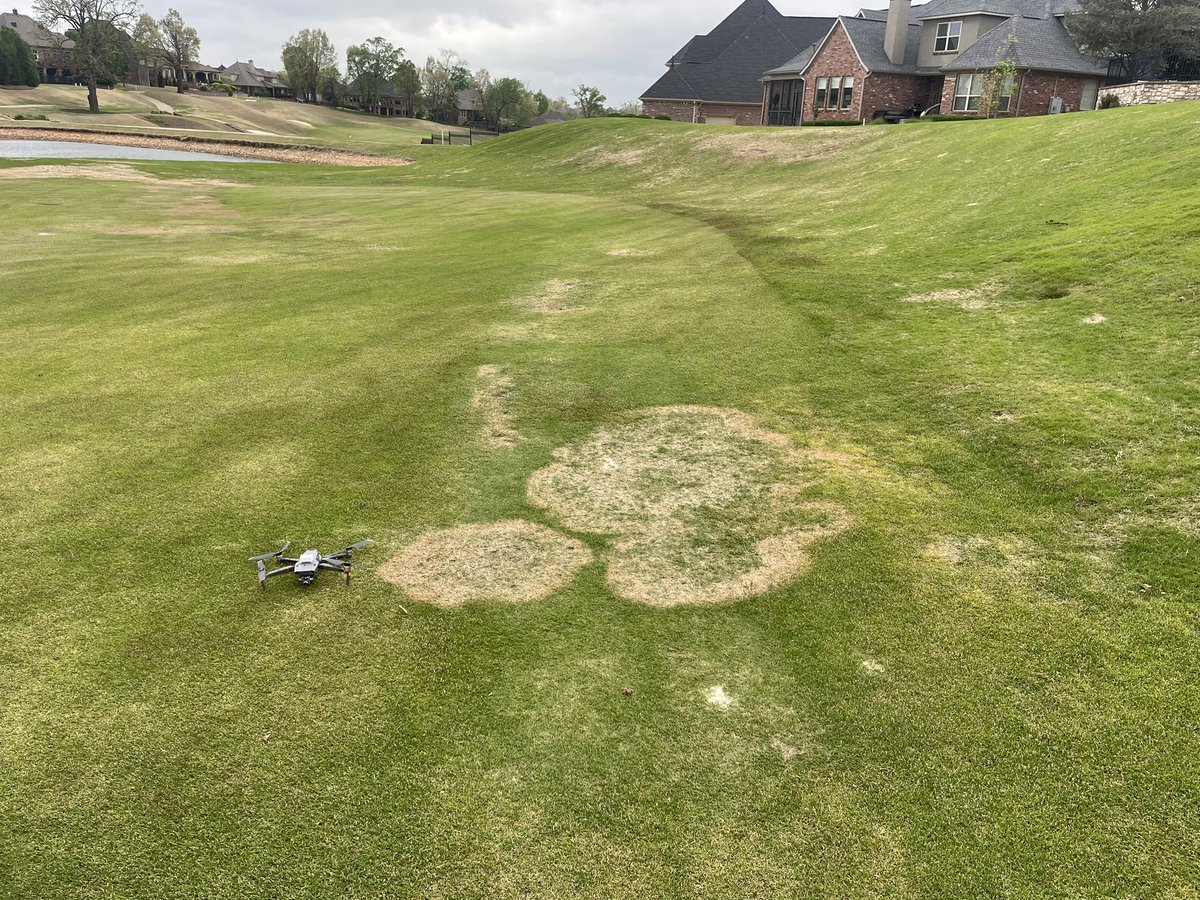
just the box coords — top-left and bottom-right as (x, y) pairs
(249, 541), (291, 562)
(343, 539), (374, 553)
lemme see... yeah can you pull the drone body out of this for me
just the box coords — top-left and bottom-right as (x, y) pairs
(250, 540), (373, 590)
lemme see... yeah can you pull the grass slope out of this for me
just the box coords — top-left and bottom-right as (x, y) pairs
(1, 106), (1198, 897)
(0, 84), (453, 152)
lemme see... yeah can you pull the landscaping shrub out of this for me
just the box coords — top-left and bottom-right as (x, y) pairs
(1099, 93), (1121, 109)
(13, 113), (47, 120)
(921, 114), (989, 121)
(654, 114), (672, 120)
(802, 119), (864, 126)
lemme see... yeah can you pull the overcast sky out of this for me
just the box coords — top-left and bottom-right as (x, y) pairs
(132, 0), (852, 105)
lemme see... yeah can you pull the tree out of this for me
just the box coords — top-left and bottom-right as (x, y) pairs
(979, 33), (1020, 117)
(0, 27), (40, 86)
(133, 8), (198, 93)
(34, 0), (139, 112)
(346, 36), (402, 112)
(393, 59), (421, 117)
(282, 28), (337, 104)
(439, 49), (471, 90)
(1068, 0), (1200, 73)
(479, 74), (532, 131)
(615, 100), (643, 116)
(572, 83), (606, 118)
(319, 66), (343, 105)
(421, 54), (457, 122)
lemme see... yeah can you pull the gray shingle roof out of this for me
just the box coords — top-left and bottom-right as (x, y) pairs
(916, 0), (1079, 19)
(941, 14), (1106, 74)
(0, 11), (72, 51)
(842, 16), (936, 74)
(641, 0), (833, 102)
(857, 3), (934, 25)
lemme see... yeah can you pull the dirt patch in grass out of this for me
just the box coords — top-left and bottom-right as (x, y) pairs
(1082, 313), (1107, 324)
(527, 406), (853, 607)
(473, 364), (519, 447)
(377, 521), (593, 607)
(608, 248), (656, 258)
(516, 279), (581, 313)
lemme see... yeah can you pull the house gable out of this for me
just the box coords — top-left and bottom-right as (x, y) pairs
(641, 0), (833, 106)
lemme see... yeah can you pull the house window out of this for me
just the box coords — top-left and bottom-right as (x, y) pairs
(815, 77), (827, 110)
(996, 75), (1014, 111)
(828, 77), (842, 109)
(841, 76), (854, 109)
(935, 21), (962, 53)
(952, 73), (982, 111)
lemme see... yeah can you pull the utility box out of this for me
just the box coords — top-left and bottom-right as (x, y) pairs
(1048, 96), (1064, 114)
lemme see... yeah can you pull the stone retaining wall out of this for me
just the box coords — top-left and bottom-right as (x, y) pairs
(1099, 81), (1200, 107)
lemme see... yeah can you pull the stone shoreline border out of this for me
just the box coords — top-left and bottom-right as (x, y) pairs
(0, 126), (414, 166)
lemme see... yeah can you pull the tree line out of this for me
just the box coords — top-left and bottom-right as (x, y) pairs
(9, 0), (620, 125)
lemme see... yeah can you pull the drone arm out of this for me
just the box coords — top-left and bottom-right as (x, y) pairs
(249, 541), (292, 562)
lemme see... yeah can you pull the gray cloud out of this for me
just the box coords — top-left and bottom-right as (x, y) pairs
(142, 0), (851, 104)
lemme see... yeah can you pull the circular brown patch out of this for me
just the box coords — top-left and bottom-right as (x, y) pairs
(377, 520), (592, 607)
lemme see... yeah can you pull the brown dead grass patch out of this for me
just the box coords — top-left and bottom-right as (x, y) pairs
(693, 129), (869, 164)
(516, 279), (581, 313)
(473, 364), (519, 447)
(172, 194), (239, 219)
(1082, 313), (1107, 324)
(183, 253), (267, 265)
(100, 224), (238, 235)
(0, 163), (236, 188)
(527, 406), (853, 607)
(377, 521), (592, 607)
(566, 147), (651, 169)
(608, 248), (656, 258)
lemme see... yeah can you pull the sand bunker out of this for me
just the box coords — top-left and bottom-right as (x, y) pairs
(527, 406), (852, 607)
(377, 521), (592, 607)
(473, 364), (519, 447)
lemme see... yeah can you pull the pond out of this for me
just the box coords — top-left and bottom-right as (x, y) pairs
(0, 139), (274, 163)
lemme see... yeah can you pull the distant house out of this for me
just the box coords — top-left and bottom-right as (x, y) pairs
(0, 9), (73, 83)
(456, 88), (484, 126)
(639, 0), (833, 124)
(218, 60), (294, 99)
(345, 77), (412, 117)
(529, 109), (568, 127)
(761, 0), (1107, 123)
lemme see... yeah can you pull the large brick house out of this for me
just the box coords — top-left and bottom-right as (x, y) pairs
(640, 0), (832, 125)
(762, 0), (1107, 123)
(0, 9), (73, 83)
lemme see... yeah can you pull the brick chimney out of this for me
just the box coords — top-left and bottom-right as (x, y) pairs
(884, 0), (910, 66)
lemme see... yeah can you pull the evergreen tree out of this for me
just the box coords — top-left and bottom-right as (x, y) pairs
(0, 28), (40, 86)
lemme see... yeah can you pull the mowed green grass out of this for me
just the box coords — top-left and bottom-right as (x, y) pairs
(1, 83), (452, 152)
(1, 104), (1198, 897)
